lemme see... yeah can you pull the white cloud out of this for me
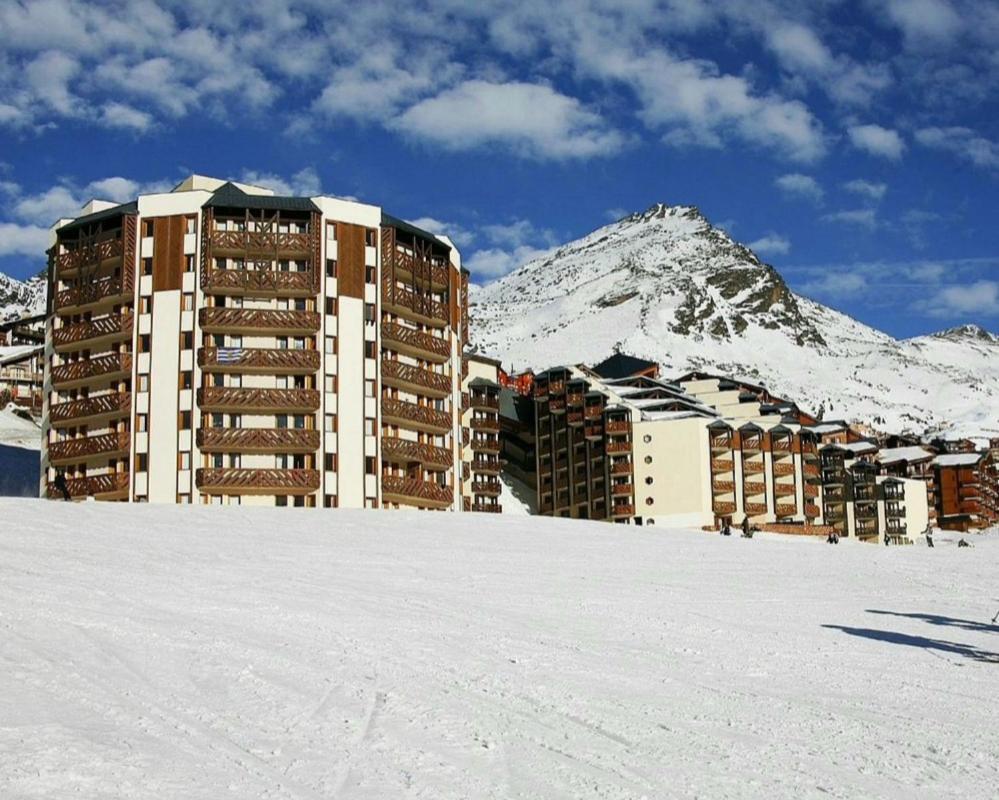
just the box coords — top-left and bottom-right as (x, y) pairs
(466, 244), (553, 279)
(843, 179), (887, 201)
(100, 102), (154, 132)
(883, 0), (963, 48)
(11, 176), (173, 223)
(925, 280), (999, 316)
(0, 222), (50, 257)
(801, 271), (869, 297)
(821, 209), (879, 229)
(394, 80), (627, 160)
(407, 217), (476, 249)
(238, 168), (322, 197)
(915, 126), (999, 169)
(748, 233), (791, 256)
(774, 172), (824, 202)
(604, 208), (628, 222)
(847, 124), (906, 160)
(767, 23), (834, 74)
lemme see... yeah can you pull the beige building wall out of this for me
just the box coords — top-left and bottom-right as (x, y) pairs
(632, 417), (714, 527)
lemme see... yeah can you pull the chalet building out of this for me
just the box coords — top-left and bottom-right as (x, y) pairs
(933, 452), (994, 530)
(0, 344), (44, 410)
(40, 174), (496, 513)
(1, 313), (46, 347)
(498, 367), (535, 396)
(530, 364), (930, 540)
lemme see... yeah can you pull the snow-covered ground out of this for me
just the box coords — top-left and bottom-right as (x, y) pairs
(2, 500), (997, 798)
(0, 403), (41, 497)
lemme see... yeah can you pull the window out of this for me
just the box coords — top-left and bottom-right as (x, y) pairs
(178, 452), (191, 470)
(142, 219), (154, 237)
(141, 257), (153, 276)
(276, 495), (288, 507)
(326, 259), (337, 278)
(325, 336), (336, 355)
(178, 493), (191, 504)
(325, 414), (336, 432)
(364, 379), (375, 397)
(365, 456), (376, 475)
(644, 455), (653, 465)
(365, 418), (376, 435)
(136, 414), (147, 432)
(326, 223), (337, 241)
(364, 341), (377, 359)
(182, 293), (194, 311)
(185, 216), (196, 234)
(139, 296), (152, 314)
(293, 415), (306, 429)
(365, 266), (376, 283)
(212, 413), (224, 427)
(179, 411), (191, 430)
(324, 494), (337, 508)
(137, 375), (149, 393)
(276, 415), (288, 429)
(138, 334), (151, 353)
(325, 375), (336, 393)
(365, 228), (376, 247)
(180, 332), (193, 350)
(364, 303), (376, 322)
(326, 297), (337, 315)
(324, 453), (336, 471)
(137, 453), (148, 472)
(180, 371), (192, 390)
(643, 434), (652, 443)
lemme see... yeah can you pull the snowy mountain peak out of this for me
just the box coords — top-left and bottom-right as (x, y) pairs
(928, 324), (997, 344)
(0, 271), (46, 323)
(472, 205), (999, 438)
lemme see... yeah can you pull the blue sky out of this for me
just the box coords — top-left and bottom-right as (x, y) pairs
(1, 0), (997, 338)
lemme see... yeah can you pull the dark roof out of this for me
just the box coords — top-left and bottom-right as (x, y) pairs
(591, 352), (659, 379)
(381, 212), (451, 252)
(464, 351), (502, 368)
(205, 182), (320, 213)
(467, 377), (500, 389)
(58, 201), (138, 235)
(498, 388), (533, 424)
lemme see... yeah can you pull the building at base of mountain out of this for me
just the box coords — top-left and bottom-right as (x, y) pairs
(933, 451), (998, 531)
(0, 345), (43, 411)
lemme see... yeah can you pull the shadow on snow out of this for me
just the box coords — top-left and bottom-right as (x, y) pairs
(866, 609), (999, 635)
(822, 625), (999, 664)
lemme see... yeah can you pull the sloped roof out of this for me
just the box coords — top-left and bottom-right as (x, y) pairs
(591, 352), (659, 379)
(876, 446), (935, 465)
(58, 201), (138, 235)
(934, 453), (984, 467)
(205, 182), (320, 213)
(382, 213), (452, 252)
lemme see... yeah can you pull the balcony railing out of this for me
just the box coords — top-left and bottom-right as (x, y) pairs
(774, 483), (796, 497)
(198, 307), (321, 335)
(393, 250), (450, 289)
(773, 462), (795, 476)
(381, 398), (453, 434)
(210, 230), (312, 255)
(469, 393), (499, 410)
(713, 479), (735, 493)
(803, 483), (819, 498)
(470, 436), (501, 454)
(49, 391), (131, 427)
(471, 479), (502, 496)
(470, 416), (500, 432)
(713, 501), (737, 514)
(197, 347), (320, 374)
(55, 275), (133, 314)
(196, 427), (320, 453)
(381, 436), (453, 469)
(381, 359), (452, 398)
(803, 464), (820, 477)
(48, 431), (130, 465)
(611, 483), (633, 496)
(606, 420), (630, 434)
(611, 461), (632, 476)
(776, 503), (797, 517)
(381, 322), (451, 362)
(382, 475), (453, 509)
(610, 504), (635, 517)
(742, 461), (765, 474)
(55, 237), (123, 275)
(470, 502), (501, 513)
(53, 312), (133, 352)
(196, 468), (320, 495)
(745, 502), (768, 515)
(471, 457), (502, 474)
(804, 503), (820, 517)
(381, 278), (449, 326)
(606, 441), (631, 454)
(46, 471), (129, 500)
(711, 458), (734, 472)
(196, 387), (320, 413)
(51, 353), (132, 389)
(744, 481), (766, 495)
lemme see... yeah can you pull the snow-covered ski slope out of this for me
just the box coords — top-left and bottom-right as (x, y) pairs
(1, 499), (997, 798)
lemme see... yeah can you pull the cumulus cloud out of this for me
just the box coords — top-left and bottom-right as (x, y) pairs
(748, 233), (791, 256)
(843, 179), (888, 201)
(821, 209), (879, 230)
(774, 172), (824, 202)
(11, 176), (173, 223)
(801, 271), (869, 297)
(466, 244), (553, 279)
(394, 80), (628, 160)
(925, 280), (999, 316)
(883, 0), (963, 48)
(0, 221), (50, 257)
(915, 126), (999, 169)
(239, 167), (322, 196)
(407, 217), (476, 249)
(847, 124), (906, 159)
(99, 102), (154, 132)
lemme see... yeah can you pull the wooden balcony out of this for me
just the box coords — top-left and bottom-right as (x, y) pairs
(611, 483), (633, 496)
(196, 427), (320, 454)
(713, 501), (737, 514)
(584, 406), (603, 420)
(471, 479), (502, 496)
(393, 250), (450, 291)
(713, 479), (735, 493)
(610, 503), (635, 518)
(471, 457), (502, 474)
(804, 503), (820, 517)
(381, 279), (449, 327)
(198, 307), (321, 336)
(196, 387), (320, 413)
(774, 483), (796, 497)
(470, 502), (501, 513)
(382, 475), (453, 509)
(381, 436), (453, 470)
(773, 462), (796, 476)
(803, 483), (819, 498)
(381, 359), (452, 399)
(196, 468), (320, 495)
(776, 503), (797, 517)
(471, 436), (501, 454)
(55, 275), (133, 315)
(205, 268), (317, 297)
(53, 312), (133, 353)
(470, 416), (500, 432)
(742, 461), (765, 474)
(745, 502), (768, 515)
(381, 398), (453, 435)
(381, 322), (451, 363)
(711, 458), (734, 473)
(606, 420), (630, 434)
(49, 391), (131, 428)
(710, 437), (731, 451)
(209, 229), (312, 257)
(803, 463), (820, 478)
(48, 431), (130, 466)
(55, 237), (124, 277)
(46, 471), (129, 501)
(611, 461), (632, 476)
(197, 347), (320, 374)
(468, 393), (499, 412)
(567, 411), (584, 425)
(549, 397), (566, 412)
(51, 353), (132, 390)
(744, 481), (766, 495)
(606, 441), (631, 454)
(584, 423), (603, 439)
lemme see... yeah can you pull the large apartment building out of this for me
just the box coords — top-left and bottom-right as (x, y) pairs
(40, 175), (498, 513)
(532, 363), (929, 541)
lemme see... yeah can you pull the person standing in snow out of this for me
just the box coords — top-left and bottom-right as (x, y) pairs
(53, 470), (70, 501)
(741, 516), (750, 537)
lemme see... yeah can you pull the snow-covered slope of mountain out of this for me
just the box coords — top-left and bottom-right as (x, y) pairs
(0, 271), (46, 323)
(471, 204), (999, 438)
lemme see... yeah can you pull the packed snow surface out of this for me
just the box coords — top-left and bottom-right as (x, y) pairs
(2, 500), (998, 798)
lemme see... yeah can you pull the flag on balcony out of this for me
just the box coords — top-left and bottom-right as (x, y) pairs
(217, 348), (245, 364)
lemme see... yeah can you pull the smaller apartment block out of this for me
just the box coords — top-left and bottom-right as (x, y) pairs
(532, 365), (930, 541)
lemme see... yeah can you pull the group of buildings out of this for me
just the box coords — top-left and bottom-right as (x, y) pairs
(501, 356), (998, 540)
(20, 174), (999, 541)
